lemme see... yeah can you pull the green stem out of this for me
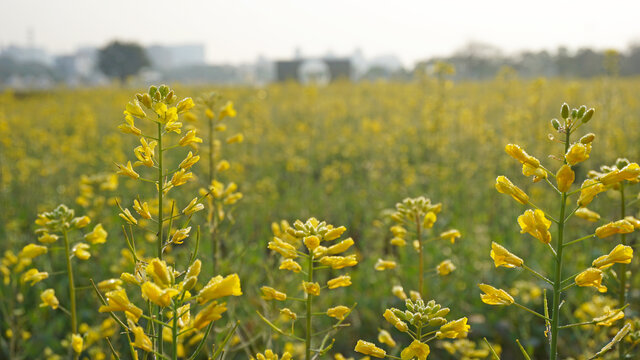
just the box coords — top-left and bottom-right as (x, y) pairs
(416, 215), (424, 298)
(550, 129), (571, 360)
(156, 122), (164, 357)
(208, 110), (219, 274)
(618, 182), (627, 359)
(157, 122), (164, 259)
(306, 254), (314, 360)
(63, 229), (78, 360)
(172, 301), (178, 360)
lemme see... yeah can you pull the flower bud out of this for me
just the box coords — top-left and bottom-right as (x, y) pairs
(577, 105), (586, 118)
(582, 108), (595, 123)
(551, 118), (560, 130)
(561, 103), (569, 119)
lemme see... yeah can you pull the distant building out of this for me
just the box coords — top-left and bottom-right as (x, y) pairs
(146, 44), (205, 69)
(1, 45), (53, 65)
(275, 58), (352, 83)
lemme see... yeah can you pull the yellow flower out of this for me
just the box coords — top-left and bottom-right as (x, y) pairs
(280, 308), (297, 321)
(490, 242), (523, 268)
(72, 243), (91, 260)
(319, 255), (358, 269)
(495, 176), (529, 204)
(303, 235), (320, 251)
(383, 309), (408, 332)
(374, 258), (397, 271)
(592, 244), (633, 269)
(72, 216), (91, 228)
(478, 284), (514, 305)
(170, 169), (194, 187)
(126, 100), (147, 119)
(119, 208), (137, 225)
(182, 197), (204, 215)
(85, 224), (108, 244)
(327, 238), (354, 254)
(193, 301), (227, 330)
(575, 208), (600, 222)
(116, 161), (140, 180)
(327, 305), (350, 320)
(303, 281), (320, 296)
(575, 268), (607, 292)
(198, 274), (242, 304)
(277, 259), (301, 273)
(40, 289), (59, 309)
(391, 237), (407, 246)
(355, 340), (386, 358)
(226, 133), (244, 144)
(423, 212), (437, 228)
(327, 275), (352, 289)
(18, 244), (47, 259)
(176, 97), (195, 114)
(565, 142), (590, 165)
(118, 114), (142, 136)
(625, 216), (640, 229)
(21, 268), (48, 285)
(133, 200), (151, 219)
(440, 229), (461, 244)
(594, 307), (624, 326)
(437, 317), (470, 339)
(260, 286), (287, 301)
(147, 258), (172, 286)
(599, 163), (640, 185)
(71, 333), (83, 353)
(378, 329), (396, 347)
(400, 340), (430, 360)
(171, 227), (191, 244)
(98, 289), (143, 322)
(556, 165), (575, 192)
(38, 233), (59, 244)
(436, 260), (456, 276)
(518, 209), (552, 244)
(324, 225), (347, 240)
(577, 179), (606, 207)
(97, 279), (123, 292)
(130, 321), (153, 352)
(179, 151), (200, 170)
(268, 237), (298, 259)
(179, 129), (203, 147)
(141, 281), (180, 307)
(219, 101), (237, 120)
(505, 144), (541, 168)
(595, 220), (634, 238)
(392, 285), (407, 300)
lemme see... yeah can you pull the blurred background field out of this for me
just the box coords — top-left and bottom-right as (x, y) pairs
(2, 74), (640, 358)
(3, 1), (640, 358)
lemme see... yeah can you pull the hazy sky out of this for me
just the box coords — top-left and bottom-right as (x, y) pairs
(2, 0), (639, 65)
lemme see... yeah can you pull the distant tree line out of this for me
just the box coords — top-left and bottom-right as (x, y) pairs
(416, 42), (640, 80)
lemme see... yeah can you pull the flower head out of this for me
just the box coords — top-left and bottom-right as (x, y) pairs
(575, 268), (607, 292)
(592, 244), (633, 269)
(400, 340), (430, 360)
(355, 340), (386, 358)
(495, 176), (529, 204)
(490, 242), (523, 268)
(479, 284), (514, 305)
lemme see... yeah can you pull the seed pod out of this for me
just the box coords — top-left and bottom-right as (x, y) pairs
(561, 103), (569, 119)
(582, 108), (595, 123)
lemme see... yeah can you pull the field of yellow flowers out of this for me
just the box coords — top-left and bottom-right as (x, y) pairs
(0, 74), (639, 359)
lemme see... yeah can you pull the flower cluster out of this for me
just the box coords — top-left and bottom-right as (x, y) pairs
(355, 299), (470, 359)
(382, 196), (461, 297)
(484, 103), (635, 359)
(260, 217), (357, 359)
